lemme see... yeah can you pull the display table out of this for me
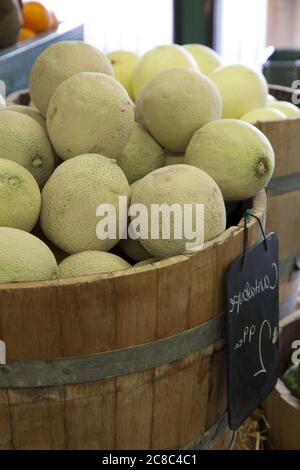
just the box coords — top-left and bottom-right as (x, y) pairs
(0, 23), (84, 94)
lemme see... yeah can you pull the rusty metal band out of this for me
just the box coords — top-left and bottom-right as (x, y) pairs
(268, 172), (300, 197)
(181, 413), (232, 450)
(0, 313), (225, 388)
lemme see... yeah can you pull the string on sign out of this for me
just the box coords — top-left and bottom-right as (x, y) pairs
(241, 209), (268, 271)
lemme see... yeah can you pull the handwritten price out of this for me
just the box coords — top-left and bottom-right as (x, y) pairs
(234, 321), (278, 377)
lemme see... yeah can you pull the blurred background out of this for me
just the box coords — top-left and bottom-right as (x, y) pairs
(2, 0), (300, 93)
(20, 0), (293, 64)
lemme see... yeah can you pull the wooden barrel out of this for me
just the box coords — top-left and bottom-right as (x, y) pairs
(263, 311), (300, 450)
(0, 191), (266, 450)
(0, 0), (22, 49)
(256, 85), (300, 318)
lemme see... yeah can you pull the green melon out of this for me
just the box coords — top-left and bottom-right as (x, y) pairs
(0, 227), (57, 284)
(0, 111), (55, 187)
(183, 44), (223, 75)
(47, 72), (135, 161)
(266, 101), (300, 118)
(1, 104), (46, 130)
(185, 119), (275, 201)
(164, 152), (185, 166)
(131, 164), (226, 258)
(0, 158), (41, 231)
(132, 44), (199, 100)
(209, 65), (268, 119)
(118, 123), (164, 184)
(40, 153), (130, 254)
(136, 67), (221, 153)
(29, 41), (114, 116)
(119, 238), (152, 262)
(58, 251), (131, 279)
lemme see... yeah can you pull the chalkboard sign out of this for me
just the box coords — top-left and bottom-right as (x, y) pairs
(226, 232), (279, 430)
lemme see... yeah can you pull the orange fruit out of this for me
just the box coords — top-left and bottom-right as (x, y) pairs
(23, 2), (51, 33)
(19, 28), (36, 41)
(49, 11), (59, 30)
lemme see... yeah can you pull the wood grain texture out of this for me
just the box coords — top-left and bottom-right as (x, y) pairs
(267, 190), (300, 260)
(257, 118), (300, 179)
(256, 86), (300, 315)
(0, 192), (266, 449)
(263, 311), (300, 450)
(0, 191), (266, 361)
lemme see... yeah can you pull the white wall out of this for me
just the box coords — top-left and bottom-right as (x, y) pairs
(42, 0), (174, 54)
(215, 0), (268, 68)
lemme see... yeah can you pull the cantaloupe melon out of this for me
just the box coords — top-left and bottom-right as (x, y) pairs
(131, 164), (226, 258)
(0, 111), (55, 187)
(185, 119), (275, 201)
(47, 72), (135, 161)
(58, 251), (131, 279)
(183, 44), (222, 75)
(266, 101), (300, 118)
(1, 104), (46, 130)
(119, 238), (151, 262)
(209, 65), (268, 118)
(40, 153), (130, 254)
(164, 152), (185, 166)
(31, 221), (68, 264)
(107, 50), (139, 100)
(0, 158), (41, 232)
(241, 107), (286, 123)
(132, 44), (199, 100)
(0, 227), (57, 284)
(118, 123), (164, 184)
(29, 41), (114, 116)
(136, 67), (221, 153)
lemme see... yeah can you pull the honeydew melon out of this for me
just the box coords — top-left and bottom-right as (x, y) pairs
(209, 65), (268, 118)
(266, 101), (300, 118)
(132, 44), (199, 100)
(185, 119), (275, 201)
(266, 94), (277, 104)
(183, 44), (223, 75)
(241, 107), (286, 123)
(107, 50), (139, 100)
